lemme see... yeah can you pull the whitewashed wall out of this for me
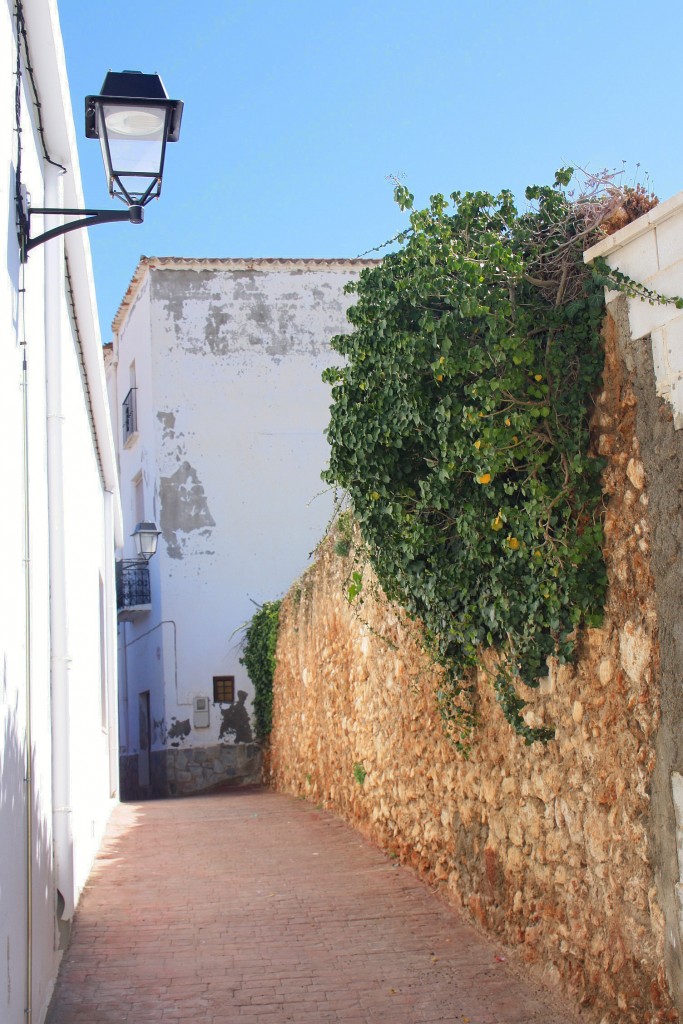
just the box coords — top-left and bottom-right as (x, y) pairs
(109, 258), (376, 795)
(0, 2), (121, 1021)
(586, 192), (683, 423)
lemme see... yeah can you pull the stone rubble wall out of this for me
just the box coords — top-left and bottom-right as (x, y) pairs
(120, 742), (262, 800)
(267, 307), (679, 1024)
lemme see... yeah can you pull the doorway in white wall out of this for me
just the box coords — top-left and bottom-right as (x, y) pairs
(138, 691), (151, 789)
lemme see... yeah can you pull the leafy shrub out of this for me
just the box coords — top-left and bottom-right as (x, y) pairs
(240, 600), (281, 741)
(323, 170), (611, 747)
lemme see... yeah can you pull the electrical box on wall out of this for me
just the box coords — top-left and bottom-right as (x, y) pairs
(193, 696), (210, 728)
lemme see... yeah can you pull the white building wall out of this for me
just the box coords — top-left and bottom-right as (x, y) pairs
(0, 1), (122, 1021)
(585, 191), (683, 424)
(110, 258), (376, 796)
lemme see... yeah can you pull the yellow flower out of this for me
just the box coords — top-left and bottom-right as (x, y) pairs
(370, 491), (380, 501)
(534, 373), (543, 381)
(491, 516), (503, 531)
(505, 418), (511, 427)
(507, 536), (520, 551)
(476, 473), (491, 485)
(439, 356), (445, 365)
(473, 439), (481, 449)
(436, 374), (444, 382)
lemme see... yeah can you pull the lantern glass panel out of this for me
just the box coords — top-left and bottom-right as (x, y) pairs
(100, 102), (166, 176)
(132, 522), (161, 560)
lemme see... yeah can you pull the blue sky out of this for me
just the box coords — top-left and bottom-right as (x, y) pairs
(57, 0), (683, 340)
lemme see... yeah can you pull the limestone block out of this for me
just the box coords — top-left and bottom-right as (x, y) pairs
(626, 458), (645, 490)
(556, 799), (583, 845)
(619, 622), (652, 683)
(508, 818), (524, 847)
(501, 776), (518, 797)
(506, 846), (524, 873)
(584, 809), (611, 864)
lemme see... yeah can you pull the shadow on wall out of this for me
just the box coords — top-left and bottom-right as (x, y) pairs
(1, 705), (56, 1022)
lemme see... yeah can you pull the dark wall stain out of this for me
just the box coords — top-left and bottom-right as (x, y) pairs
(152, 267), (350, 360)
(157, 411), (176, 442)
(153, 717), (168, 745)
(151, 270), (223, 323)
(218, 691), (253, 744)
(168, 717), (191, 747)
(159, 460), (216, 560)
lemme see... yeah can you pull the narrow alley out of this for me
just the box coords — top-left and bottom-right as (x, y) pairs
(46, 788), (583, 1024)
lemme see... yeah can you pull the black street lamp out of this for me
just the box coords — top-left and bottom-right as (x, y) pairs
(85, 71), (183, 208)
(17, 71), (183, 261)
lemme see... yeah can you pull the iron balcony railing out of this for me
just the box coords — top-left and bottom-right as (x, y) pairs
(116, 559), (151, 612)
(122, 387), (138, 444)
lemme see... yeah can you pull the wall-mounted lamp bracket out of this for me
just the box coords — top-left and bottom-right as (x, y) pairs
(17, 188), (143, 262)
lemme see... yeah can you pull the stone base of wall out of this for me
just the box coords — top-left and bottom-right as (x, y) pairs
(120, 742), (262, 801)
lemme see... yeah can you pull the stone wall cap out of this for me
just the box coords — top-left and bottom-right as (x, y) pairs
(584, 190), (683, 264)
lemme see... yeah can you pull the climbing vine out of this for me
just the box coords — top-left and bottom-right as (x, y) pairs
(323, 168), (651, 748)
(240, 600), (281, 741)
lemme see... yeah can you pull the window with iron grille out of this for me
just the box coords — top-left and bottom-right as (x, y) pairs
(122, 387), (138, 445)
(116, 560), (151, 610)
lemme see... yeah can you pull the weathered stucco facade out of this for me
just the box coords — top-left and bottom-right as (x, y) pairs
(269, 197), (683, 1023)
(106, 258), (377, 799)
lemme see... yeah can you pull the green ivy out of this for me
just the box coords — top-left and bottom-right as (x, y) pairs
(240, 600), (281, 741)
(322, 170), (610, 748)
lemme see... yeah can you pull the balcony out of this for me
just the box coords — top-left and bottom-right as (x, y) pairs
(116, 560), (151, 619)
(122, 387), (138, 446)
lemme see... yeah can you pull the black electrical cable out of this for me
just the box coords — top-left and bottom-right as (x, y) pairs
(15, 0), (67, 178)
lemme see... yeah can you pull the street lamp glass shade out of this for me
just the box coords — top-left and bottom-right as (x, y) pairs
(86, 72), (183, 207)
(132, 522), (162, 561)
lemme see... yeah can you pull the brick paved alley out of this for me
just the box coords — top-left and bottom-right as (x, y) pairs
(46, 788), (584, 1024)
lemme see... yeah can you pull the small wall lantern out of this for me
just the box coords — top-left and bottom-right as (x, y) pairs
(132, 521), (162, 561)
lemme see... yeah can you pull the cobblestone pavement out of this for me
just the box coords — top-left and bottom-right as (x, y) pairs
(46, 787), (583, 1024)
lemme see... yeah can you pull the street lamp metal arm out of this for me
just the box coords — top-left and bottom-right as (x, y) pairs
(16, 69), (181, 262)
(24, 204), (143, 255)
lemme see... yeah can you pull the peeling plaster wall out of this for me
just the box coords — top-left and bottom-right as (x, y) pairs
(110, 259), (374, 798)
